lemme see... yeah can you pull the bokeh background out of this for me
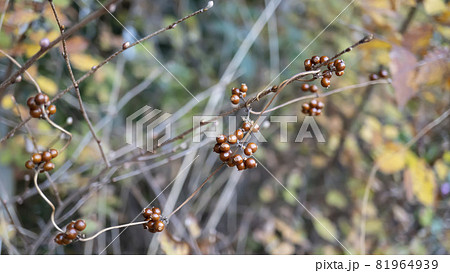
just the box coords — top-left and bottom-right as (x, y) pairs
(0, 0), (449, 254)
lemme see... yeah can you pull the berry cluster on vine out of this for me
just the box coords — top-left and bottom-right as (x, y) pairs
(369, 68), (389, 81)
(302, 99), (325, 116)
(26, 93), (56, 118)
(230, 83), (248, 105)
(142, 207), (166, 233)
(54, 219), (86, 245)
(25, 149), (58, 172)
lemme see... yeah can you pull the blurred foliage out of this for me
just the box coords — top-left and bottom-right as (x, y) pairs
(0, 0), (449, 254)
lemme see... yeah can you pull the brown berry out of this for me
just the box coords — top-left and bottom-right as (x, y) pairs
(304, 59), (312, 71)
(232, 154), (244, 165)
(227, 159), (235, 167)
(230, 94), (240, 105)
(43, 162), (55, 172)
(66, 222), (75, 230)
(321, 77), (331, 88)
(247, 142), (258, 153)
(311, 56), (320, 65)
(236, 162), (246, 171)
(220, 143), (230, 152)
(327, 62), (334, 70)
(335, 60), (345, 71)
(61, 235), (72, 245)
(232, 88), (240, 95)
(317, 101), (325, 109)
(31, 153), (42, 164)
(242, 122), (252, 131)
(241, 92), (247, 98)
(379, 69), (389, 78)
(27, 97), (38, 110)
(302, 103), (310, 113)
(320, 56), (329, 64)
(220, 151), (232, 161)
(244, 147), (253, 156)
(74, 219), (86, 231)
(154, 220), (165, 232)
(30, 108), (42, 118)
(47, 105), (56, 115)
(49, 149), (58, 158)
(310, 99), (318, 108)
(323, 70), (332, 78)
(309, 85), (318, 93)
(147, 221), (156, 233)
(228, 134), (238, 144)
(143, 208), (153, 219)
(152, 207), (162, 215)
(213, 144), (221, 153)
(369, 73), (379, 81)
(122, 41), (131, 49)
(151, 213), (160, 221)
(65, 228), (78, 240)
(315, 109), (322, 116)
(335, 71), (344, 76)
(25, 160), (35, 169)
(310, 108), (318, 116)
(252, 123), (260, 132)
(54, 233), (65, 245)
(216, 135), (227, 144)
(301, 83), (310, 92)
(43, 94), (50, 105)
(240, 83), (248, 92)
(244, 158), (257, 169)
(235, 130), (244, 140)
(42, 151), (52, 162)
(34, 93), (46, 105)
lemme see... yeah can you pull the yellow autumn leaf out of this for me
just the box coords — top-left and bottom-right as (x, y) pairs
(24, 44), (41, 58)
(312, 215), (338, 243)
(406, 153), (436, 207)
(1, 96), (14, 109)
(160, 232), (190, 255)
(70, 53), (99, 72)
(36, 76), (58, 95)
(424, 0), (447, 15)
(434, 160), (448, 181)
(376, 143), (406, 174)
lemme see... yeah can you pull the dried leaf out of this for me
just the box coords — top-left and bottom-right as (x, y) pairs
(389, 46), (418, 108)
(36, 76), (58, 95)
(313, 215), (338, 243)
(406, 153), (437, 207)
(423, 0), (447, 15)
(160, 232), (190, 255)
(70, 53), (100, 72)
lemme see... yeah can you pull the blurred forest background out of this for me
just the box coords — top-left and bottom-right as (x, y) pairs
(0, 0), (449, 254)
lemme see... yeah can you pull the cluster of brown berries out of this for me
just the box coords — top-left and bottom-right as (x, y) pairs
(301, 83), (319, 93)
(369, 69), (389, 81)
(54, 219), (86, 246)
(230, 83), (248, 105)
(304, 56), (346, 88)
(142, 207), (166, 233)
(213, 121), (258, 171)
(25, 149), (58, 172)
(26, 93), (56, 118)
(301, 99), (324, 116)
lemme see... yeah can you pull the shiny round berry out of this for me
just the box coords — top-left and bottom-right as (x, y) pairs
(335, 71), (344, 76)
(315, 109), (322, 116)
(236, 162), (246, 171)
(241, 92), (247, 98)
(147, 220), (156, 233)
(335, 60), (345, 71)
(228, 134), (238, 144)
(220, 143), (230, 152)
(369, 73), (379, 81)
(43, 94), (50, 105)
(54, 233), (65, 245)
(247, 142), (258, 153)
(61, 235), (72, 245)
(27, 97), (38, 110)
(42, 151), (52, 162)
(232, 154), (244, 165)
(242, 122), (252, 131)
(245, 158), (257, 169)
(301, 83), (310, 92)
(240, 83), (248, 92)
(216, 135), (227, 144)
(230, 94), (240, 105)
(235, 130), (244, 140)
(47, 105), (56, 115)
(154, 220), (165, 232)
(65, 228), (78, 240)
(30, 108), (42, 118)
(232, 88), (240, 95)
(151, 213), (160, 221)
(323, 70), (332, 78)
(220, 151), (232, 161)
(310, 99), (318, 108)
(244, 147), (253, 156)
(317, 101), (325, 109)
(310, 108), (318, 116)
(252, 123), (260, 132)
(34, 93), (46, 105)
(25, 160), (35, 169)
(321, 77), (331, 88)
(31, 153), (42, 164)
(304, 59), (312, 71)
(213, 144), (221, 153)
(302, 103), (310, 114)
(311, 56), (320, 65)
(327, 62), (334, 70)
(143, 208), (152, 219)
(227, 159), (235, 167)
(66, 222), (75, 230)
(74, 219), (86, 231)
(152, 207), (162, 215)
(309, 85), (318, 93)
(49, 149), (58, 158)
(43, 162), (55, 172)
(379, 69), (389, 78)
(320, 56), (329, 64)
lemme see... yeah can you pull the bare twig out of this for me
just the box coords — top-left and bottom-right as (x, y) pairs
(78, 221), (148, 242)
